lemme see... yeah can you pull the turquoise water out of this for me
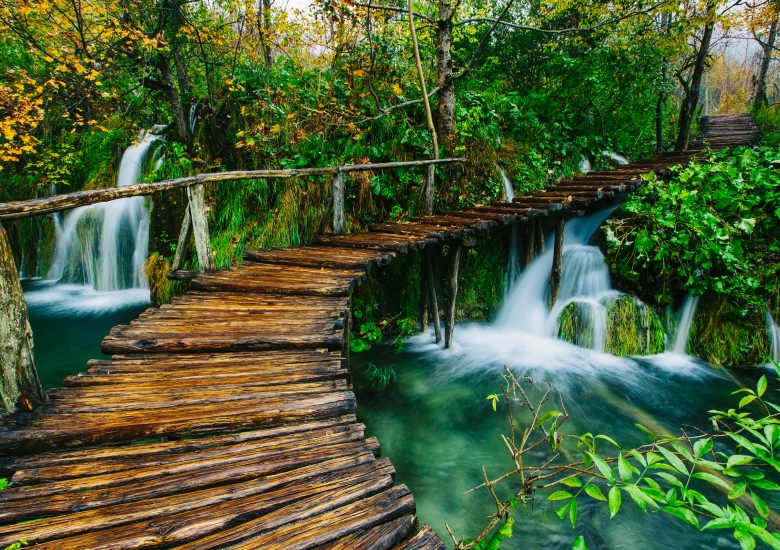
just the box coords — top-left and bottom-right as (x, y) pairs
(23, 281), (150, 389)
(354, 331), (771, 550)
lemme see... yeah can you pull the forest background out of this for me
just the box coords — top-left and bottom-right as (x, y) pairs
(0, 0), (778, 297)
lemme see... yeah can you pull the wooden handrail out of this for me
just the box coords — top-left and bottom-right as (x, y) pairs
(0, 158), (466, 221)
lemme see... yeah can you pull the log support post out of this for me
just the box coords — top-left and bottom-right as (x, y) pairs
(548, 217), (565, 310)
(186, 184), (214, 271)
(332, 169), (345, 235)
(171, 206), (192, 272)
(535, 218), (546, 254)
(425, 163), (435, 216)
(444, 242), (462, 349)
(525, 221), (536, 267)
(419, 269), (429, 334)
(0, 222), (47, 415)
(422, 247), (442, 343)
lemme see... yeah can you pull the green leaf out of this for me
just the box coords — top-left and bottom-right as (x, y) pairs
(569, 496), (578, 527)
(740, 395), (758, 409)
(657, 446), (688, 476)
(561, 477), (582, 488)
(635, 423), (656, 441)
(727, 433), (757, 456)
(608, 485), (621, 518)
(729, 482), (747, 499)
(734, 527), (756, 550)
(750, 479), (780, 490)
(555, 502), (571, 520)
(584, 484), (607, 501)
(727, 455), (754, 469)
(534, 410), (563, 427)
(572, 535), (590, 550)
(757, 375), (768, 397)
(662, 505), (700, 527)
(618, 454), (633, 482)
(691, 472), (732, 490)
(587, 452), (615, 484)
(622, 484), (658, 512)
(750, 489), (770, 518)
(693, 437), (713, 458)
(548, 491), (574, 501)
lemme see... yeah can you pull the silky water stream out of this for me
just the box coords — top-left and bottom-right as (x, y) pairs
(21, 130), (160, 388)
(354, 206), (775, 549)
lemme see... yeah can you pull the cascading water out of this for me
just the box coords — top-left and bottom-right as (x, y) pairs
(671, 295), (699, 354)
(768, 312), (780, 364)
(579, 155), (592, 173)
(499, 167), (515, 202)
(603, 151), (629, 165)
(48, 130), (162, 292)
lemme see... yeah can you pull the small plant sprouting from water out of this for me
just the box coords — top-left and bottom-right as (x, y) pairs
(362, 362), (397, 390)
(449, 363), (780, 550)
(0, 478), (8, 491)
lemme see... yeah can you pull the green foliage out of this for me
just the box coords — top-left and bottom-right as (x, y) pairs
(456, 365), (780, 550)
(350, 321), (383, 353)
(362, 362), (397, 390)
(605, 146), (780, 318)
(3, 541), (28, 550)
(603, 296), (666, 356)
(0, 478), (8, 491)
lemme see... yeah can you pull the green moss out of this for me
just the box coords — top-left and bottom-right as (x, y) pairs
(688, 293), (770, 367)
(603, 296), (666, 356)
(455, 233), (508, 322)
(145, 252), (187, 305)
(557, 301), (597, 349)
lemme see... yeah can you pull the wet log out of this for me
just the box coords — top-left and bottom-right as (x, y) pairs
(316, 514), (415, 549)
(535, 218), (546, 255)
(525, 220), (536, 267)
(0, 222), (46, 415)
(425, 163), (435, 216)
(548, 217), (565, 309)
(422, 248), (442, 343)
(419, 275), (428, 334)
(444, 243), (461, 349)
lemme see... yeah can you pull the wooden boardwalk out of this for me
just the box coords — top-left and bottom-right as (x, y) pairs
(0, 115), (761, 549)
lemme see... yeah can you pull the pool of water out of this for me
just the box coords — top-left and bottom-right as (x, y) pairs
(23, 280), (150, 389)
(354, 329), (772, 550)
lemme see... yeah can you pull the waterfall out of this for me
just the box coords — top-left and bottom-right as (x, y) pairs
(495, 205), (621, 351)
(47, 130), (162, 291)
(603, 151), (629, 165)
(504, 225), (522, 293)
(500, 167), (515, 202)
(768, 312), (780, 364)
(579, 156), (592, 173)
(671, 295), (699, 354)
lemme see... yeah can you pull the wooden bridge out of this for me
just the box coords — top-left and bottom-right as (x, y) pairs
(0, 114), (761, 549)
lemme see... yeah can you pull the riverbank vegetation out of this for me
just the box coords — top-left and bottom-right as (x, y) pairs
(604, 146), (780, 366)
(453, 365), (780, 550)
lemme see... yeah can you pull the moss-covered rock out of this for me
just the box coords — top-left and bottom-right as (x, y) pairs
(688, 293), (771, 367)
(557, 295), (666, 356)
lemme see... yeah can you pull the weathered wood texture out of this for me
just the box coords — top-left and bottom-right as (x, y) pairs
(0, 115), (758, 548)
(0, 223), (47, 415)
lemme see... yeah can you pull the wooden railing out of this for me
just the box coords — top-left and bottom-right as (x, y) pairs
(0, 157), (466, 278)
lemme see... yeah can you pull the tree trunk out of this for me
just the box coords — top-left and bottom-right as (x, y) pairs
(436, 0), (455, 141)
(419, 274), (429, 334)
(159, 57), (193, 153)
(656, 62), (667, 155)
(0, 222), (47, 415)
(675, 18), (715, 151)
(525, 222), (536, 267)
(753, 18), (778, 107)
(262, 0), (273, 70)
(444, 243), (461, 348)
(548, 217), (565, 310)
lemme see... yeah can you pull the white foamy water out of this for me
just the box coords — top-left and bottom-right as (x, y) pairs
(671, 295), (699, 354)
(24, 282), (151, 316)
(768, 311), (780, 364)
(603, 151), (629, 165)
(499, 167), (515, 202)
(579, 155), (591, 173)
(405, 204), (717, 380)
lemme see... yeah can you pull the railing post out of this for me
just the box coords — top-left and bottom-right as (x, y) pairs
(548, 217), (565, 310)
(186, 183), (214, 271)
(425, 163), (435, 216)
(171, 206), (192, 272)
(444, 242), (462, 349)
(332, 168), (345, 235)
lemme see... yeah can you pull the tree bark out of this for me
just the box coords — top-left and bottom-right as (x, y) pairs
(548, 217), (565, 310)
(675, 15), (715, 151)
(656, 62), (667, 155)
(753, 17), (778, 107)
(419, 274), (429, 334)
(535, 218), (545, 254)
(422, 248), (442, 343)
(436, 0), (455, 141)
(0, 222), (47, 415)
(444, 243), (461, 348)
(159, 57), (193, 152)
(187, 184), (214, 271)
(525, 221), (536, 267)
